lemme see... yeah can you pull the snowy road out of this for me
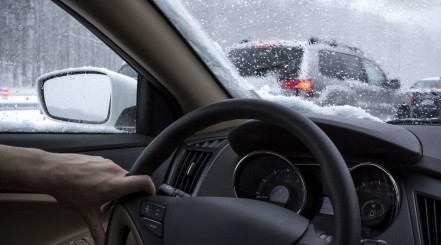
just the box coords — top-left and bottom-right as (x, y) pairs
(0, 109), (122, 133)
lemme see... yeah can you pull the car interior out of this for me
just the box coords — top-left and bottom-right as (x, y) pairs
(1, 0), (441, 245)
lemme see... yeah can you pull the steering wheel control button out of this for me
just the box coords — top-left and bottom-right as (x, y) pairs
(141, 201), (166, 222)
(141, 217), (163, 238)
(141, 202), (154, 217)
(152, 204), (166, 221)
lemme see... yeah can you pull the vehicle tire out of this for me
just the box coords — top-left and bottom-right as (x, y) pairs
(396, 104), (410, 119)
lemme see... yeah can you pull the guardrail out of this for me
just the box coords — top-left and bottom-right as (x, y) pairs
(0, 102), (39, 110)
(0, 90), (39, 110)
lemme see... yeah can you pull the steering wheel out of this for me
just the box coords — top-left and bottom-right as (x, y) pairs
(106, 99), (361, 245)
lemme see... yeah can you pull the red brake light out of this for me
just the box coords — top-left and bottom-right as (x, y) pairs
(280, 80), (298, 89)
(298, 80), (313, 90)
(280, 79), (313, 91)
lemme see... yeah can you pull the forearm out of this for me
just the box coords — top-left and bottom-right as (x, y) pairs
(0, 144), (155, 245)
(0, 145), (55, 193)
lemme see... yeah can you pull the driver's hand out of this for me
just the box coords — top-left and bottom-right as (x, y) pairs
(43, 153), (156, 245)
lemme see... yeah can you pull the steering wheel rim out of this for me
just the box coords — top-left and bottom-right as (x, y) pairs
(108, 98), (360, 245)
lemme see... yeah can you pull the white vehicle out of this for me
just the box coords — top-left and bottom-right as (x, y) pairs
(228, 38), (401, 117)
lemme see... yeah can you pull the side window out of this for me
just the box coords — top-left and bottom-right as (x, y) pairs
(319, 50), (365, 82)
(118, 64), (138, 79)
(0, 1), (137, 133)
(362, 59), (387, 87)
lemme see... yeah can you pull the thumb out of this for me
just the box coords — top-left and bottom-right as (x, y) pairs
(82, 208), (106, 245)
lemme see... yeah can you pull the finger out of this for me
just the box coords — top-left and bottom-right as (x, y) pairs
(127, 175), (156, 194)
(114, 175), (156, 198)
(82, 208), (106, 245)
(100, 200), (115, 213)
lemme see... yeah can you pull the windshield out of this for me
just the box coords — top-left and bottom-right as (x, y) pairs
(155, 0), (441, 124)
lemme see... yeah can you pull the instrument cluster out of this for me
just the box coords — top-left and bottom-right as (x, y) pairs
(233, 151), (400, 238)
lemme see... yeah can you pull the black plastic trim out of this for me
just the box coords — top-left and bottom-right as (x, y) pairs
(229, 118), (422, 164)
(0, 134), (152, 153)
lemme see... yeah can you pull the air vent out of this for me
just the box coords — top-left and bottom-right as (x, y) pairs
(173, 150), (213, 193)
(416, 193), (441, 245)
(188, 139), (227, 148)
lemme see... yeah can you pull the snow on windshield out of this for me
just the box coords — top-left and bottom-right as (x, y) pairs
(180, 0), (441, 88)
(246, 75), (382, 122)
(154, 1), (256, 99)
(258, 90), (382, 122)
(155, 0), (441, 123)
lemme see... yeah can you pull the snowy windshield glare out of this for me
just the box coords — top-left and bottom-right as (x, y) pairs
(155, 0), (441, 124)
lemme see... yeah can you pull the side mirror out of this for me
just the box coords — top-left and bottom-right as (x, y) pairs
(384, 79), (401, 90)
(37, 67), (136, 128)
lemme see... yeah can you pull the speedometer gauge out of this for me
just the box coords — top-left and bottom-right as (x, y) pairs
(233, 151), (307, 214)
(256, 168), (306, 212)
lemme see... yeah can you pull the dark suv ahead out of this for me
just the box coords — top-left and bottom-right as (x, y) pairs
(396, 77), (441, 119)
(228, 38), (400, 113)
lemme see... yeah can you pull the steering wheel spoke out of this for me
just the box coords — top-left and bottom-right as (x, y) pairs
(296, 224), (334, 245)
(110, 193), (318, 245)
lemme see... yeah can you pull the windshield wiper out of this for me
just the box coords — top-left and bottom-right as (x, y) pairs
(387, 118), (441, 125)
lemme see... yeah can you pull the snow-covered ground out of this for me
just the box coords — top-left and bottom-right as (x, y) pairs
(0, 109), (123, 133)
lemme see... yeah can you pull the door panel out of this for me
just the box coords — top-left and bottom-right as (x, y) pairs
(0, 193), (98, 245)
(0, 135), (153, 244)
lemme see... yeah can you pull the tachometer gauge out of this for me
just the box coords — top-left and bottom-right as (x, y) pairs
(350, 163), (400, 238)
(233, 151), (307, 214)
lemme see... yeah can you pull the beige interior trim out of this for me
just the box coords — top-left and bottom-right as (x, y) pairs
(0, 192), (57, 202)
(60, 0), (229, 113)
(106, 204), (142, 245)
(0, 193), (108, 245)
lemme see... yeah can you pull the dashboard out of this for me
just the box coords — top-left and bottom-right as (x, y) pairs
(154, 114), (441, 245)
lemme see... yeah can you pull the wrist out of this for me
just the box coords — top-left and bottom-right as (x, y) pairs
(33, 150), (60, 195)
